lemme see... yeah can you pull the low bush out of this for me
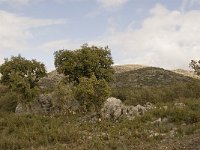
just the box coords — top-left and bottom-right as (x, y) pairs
(112, 81), (200, 105)
(0, 85), (18, 112)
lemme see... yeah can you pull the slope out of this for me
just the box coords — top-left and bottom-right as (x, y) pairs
(111, 66), (200, 105)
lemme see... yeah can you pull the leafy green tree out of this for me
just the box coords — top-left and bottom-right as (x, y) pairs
(75, 75), (111, 113)
(190, 60), (200, 75)
(54, 44), (114, 84)
(0, 55), (47, 103)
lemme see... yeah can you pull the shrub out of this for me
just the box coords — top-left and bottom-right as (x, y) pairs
(0, 92), (18, 112)
(0, 55), (47, 103)
(54, 44), (114, 84)
(111, 81), (200, 105)
(75, 75), (111, 113)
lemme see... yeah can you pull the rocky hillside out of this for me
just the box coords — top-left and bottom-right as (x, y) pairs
(38, 70), (64, 91)
(113, 64), (148, 73)
(172, 69), (200, 79)
(113, 64), (199, 79)
(111, 67), (198, 88)
(41, 65), (198, 89)
(110, 65), (200, 106)
(1, 64), (200, 150)
(14, 65), (200, 115)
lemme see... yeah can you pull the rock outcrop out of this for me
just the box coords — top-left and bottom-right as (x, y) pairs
(15, 92), (80, 115)
(15, 94), (54, 115)
(101, 97), (155, 120)
(174, 102), (185, 109)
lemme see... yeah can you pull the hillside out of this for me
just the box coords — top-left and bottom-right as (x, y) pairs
(113, 64), (148, 73)
(36, 65), (200, 106)
(173, 69), (200, 79)
(112, 67), (197, 88)
(39, 65), (198, 89)
(111, 66), (200, 105)
(1, 64), (200, 150)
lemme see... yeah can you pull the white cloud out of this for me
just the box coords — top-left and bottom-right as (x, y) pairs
(0, 55), (3, 65)
(88, 4), (200, 69)
(181, 0), (200, 12)
(42, 39), (82, 52)
(37, 39), (85, 71)
(0, 0), (87, 6)
(0, 10), (64, 51)
(97, 0), (128, 9)
(0, 0), (32, 6)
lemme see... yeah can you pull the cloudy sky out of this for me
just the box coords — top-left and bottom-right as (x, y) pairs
(0, 0), (200, 71)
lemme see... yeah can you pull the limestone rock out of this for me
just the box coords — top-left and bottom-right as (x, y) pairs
(101, 97), (155, 120)
(101, 97), (123, 120)
(15, 93), (55, 115)
(15, 103), (32, 115)
(38, 94), (53, 114)
(15, 92), (80, 115)
(174, 102), (185, 109)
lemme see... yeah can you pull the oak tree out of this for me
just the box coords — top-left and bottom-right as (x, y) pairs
(190, 60), (200, 76)
(54, 44), (114, 84)
(75, 75), (111, 112)
(0, 55), (47, 102)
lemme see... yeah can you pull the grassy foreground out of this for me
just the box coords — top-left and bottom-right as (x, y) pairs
(1, 67), (200, 149)
(1, 98), (200, 150)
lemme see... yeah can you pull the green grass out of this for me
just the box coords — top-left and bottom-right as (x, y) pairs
(112, 67), (196, 87)
(1, 98), (200, 149)
(1, 67), (200, 149)
(111, 67), (200, 105)
(111, 81), (200, 105)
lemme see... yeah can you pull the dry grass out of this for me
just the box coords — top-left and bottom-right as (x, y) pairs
(172, 69), (200, 80)
(113, 64), (148, 73)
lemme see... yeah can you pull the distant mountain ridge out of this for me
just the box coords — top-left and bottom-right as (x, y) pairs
(113, 64), (199, 80)
(42, 64), (199, 89)
(111, 66), (198, 88)
(113, 64), (148, 73)
(172, 69), (200, 79)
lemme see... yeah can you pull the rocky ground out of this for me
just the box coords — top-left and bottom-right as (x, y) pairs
(154, 132), (200, 150)
(1, 64), (200, 150)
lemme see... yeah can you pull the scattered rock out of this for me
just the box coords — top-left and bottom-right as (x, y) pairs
(152, 118), (162, 126)
(144, 102), (156, 110)
(101, 97), (155, 120)
(15, 103), (32, 115)
(38, 94), (53, 114)
(169, 127), (177, 137)
(151, 117), (169, 126)
(135, 104), (146, 115)
(162, 117), (169, 123)
(15, 93), (59, 115)
(174, 102), (185, 109)
(149, 130), (166, 138)
(101, 97), (123, 120)
(163, 106), (168, 110)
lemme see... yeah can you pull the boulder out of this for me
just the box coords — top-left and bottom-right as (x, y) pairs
(15, 100), (44, 115)
(38, 94), (53, 114)
(101, 97), (123, 120)
(174, 102), (185, 109)
(15, 93), (55, 115)
(15, 103), (32, 115)
(121, 106), (139, 120)
(101, 97), (155, 120)
(135, 104), (146, 115)
(15, 92), (80, 115)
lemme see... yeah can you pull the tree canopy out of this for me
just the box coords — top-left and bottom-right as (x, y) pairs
(54, 44), (114, 84)
(54, 44), (114, 113)
(75, 75), (111, 112)
(0, 55), (47, 102)
(190, 60), (200, 76)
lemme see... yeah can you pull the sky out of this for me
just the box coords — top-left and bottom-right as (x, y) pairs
(0, 0), (200, 71)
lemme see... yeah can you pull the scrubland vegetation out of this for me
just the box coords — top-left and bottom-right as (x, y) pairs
(0, 45), (200, 149)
